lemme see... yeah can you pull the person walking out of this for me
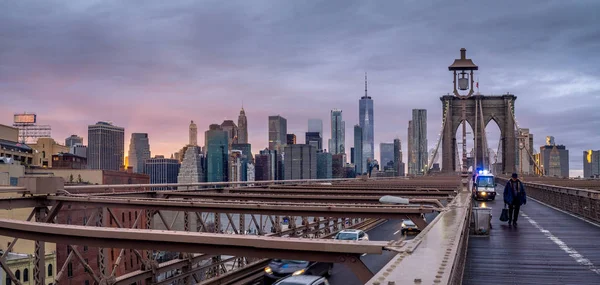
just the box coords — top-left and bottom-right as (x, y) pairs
(503, 173), (527, 226)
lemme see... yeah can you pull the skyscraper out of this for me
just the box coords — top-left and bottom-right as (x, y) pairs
(284, 144), (317, 180)
(206, 129), (229, 182)
(539, 139), (569, 178)
(329, 109), (345, 155)
(88, 121), (124, 171)
(407, 120), (413, 174)
(305, 132), (322, 151)
(308, 119), (323, 135)
(380, 143), (394, 167)
(516, 128), (534, 174)
(583, 150), (599, 178)
(286, 134), (296, 145)
(410, 110), (428, 175)
(65, 135), (83, 147)
(221, 120), (238, 148)
(317, 152), (333, 179)
(238, 107), (248, 144)
(268, 116), (287, 152)
(394, 138), (405, 176)
(128, 133), (151, 173)
(146, 155), (180, 186)
(359, 73), (374, 173)
(189, 120), (198, 146)
(353, 125), (363, 174)
(254, 149), (282, 181)
(177, 146), (205, 188)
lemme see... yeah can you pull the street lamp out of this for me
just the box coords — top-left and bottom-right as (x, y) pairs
(449, 48), (479, 98)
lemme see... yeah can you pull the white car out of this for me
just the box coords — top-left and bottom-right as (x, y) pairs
(401, 219), (421, 235)
(333, 229), (369, 241)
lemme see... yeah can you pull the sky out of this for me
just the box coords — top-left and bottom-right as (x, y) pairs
(1, 0), (599, 177)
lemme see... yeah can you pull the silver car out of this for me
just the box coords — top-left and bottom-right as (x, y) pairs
(274, 275), (329, 285)
(333, 229), (369, 241)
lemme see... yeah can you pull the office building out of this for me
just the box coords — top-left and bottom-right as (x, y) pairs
(268, 116), (287, 152)
(221, 120), (239, 148)
(546, 136), (555, 146)
(317, 152), (333, 179)
(146, 155), (180, 186)
(177, 146), (205, 187)
(284, 144), (317, 180)
(254, 149), (282, 181)
(70, 144), (87, 159)
(350, 147), (355, 164)
(410, 110), (428, 175)
(394, 138), (405, 176)
(232, 143), (252, 164)
(206, 129), (229, 182)
(329, 109), (345, 155)
(238, 107), (248, 144)
(407, 121), (413, 174)
(65, 134), (83, 147)
(247, 162), (255, 182)
(539, 142), (569, 178)
(332, 154), (345, 178)
(88, 121), (125, 171)
(189, 120), (198, 146)
(52, 153), (87, 169)
(29, 137), (69, 167)
(128, 133), (150, 173)
(583, 150), (600, 178)
(229, 150), (247, 182)
(353, 125), (363, 175)
(305, 132), (322, 151)
(380, 143), (394, 167)
(287, 134), (297, 145)
(0, 124), (34, 165)
(359, 73), (374, 173)
(308, 119), (323, 135)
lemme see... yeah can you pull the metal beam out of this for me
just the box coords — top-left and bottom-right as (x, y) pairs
(0, 219), (387, 262)
(0, 196), (45, 210)
(46, 196), (438, 218)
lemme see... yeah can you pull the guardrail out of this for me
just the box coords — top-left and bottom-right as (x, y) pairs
(496, 177), (600, 223)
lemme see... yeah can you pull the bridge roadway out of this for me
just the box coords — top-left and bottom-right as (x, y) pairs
(464, 184), (600, 284)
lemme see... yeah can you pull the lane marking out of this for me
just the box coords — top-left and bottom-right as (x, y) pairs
(393, 230), (400, 235)
(527, 196), (600, 228)
(521, 213), (600, 275)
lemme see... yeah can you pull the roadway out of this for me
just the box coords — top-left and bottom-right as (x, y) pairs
(464, 184), (600, 284)
(328, 212), (439, 285)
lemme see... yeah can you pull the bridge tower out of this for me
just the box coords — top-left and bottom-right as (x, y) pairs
(441, 49), (517, 174)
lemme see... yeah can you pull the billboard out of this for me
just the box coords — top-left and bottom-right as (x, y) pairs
(14, 113), (37, 124)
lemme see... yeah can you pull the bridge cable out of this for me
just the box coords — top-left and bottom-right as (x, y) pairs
(509, 101), (544, 176)
(425, 100), (449, 175)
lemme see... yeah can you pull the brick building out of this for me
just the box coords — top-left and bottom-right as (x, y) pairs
(28, 168), (149, 285)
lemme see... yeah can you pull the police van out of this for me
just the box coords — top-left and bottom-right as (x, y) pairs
(472, 170), (496, 201)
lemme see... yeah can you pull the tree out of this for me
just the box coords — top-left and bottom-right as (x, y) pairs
(69, 174), (74, 183)
(77, 174), (83, 183)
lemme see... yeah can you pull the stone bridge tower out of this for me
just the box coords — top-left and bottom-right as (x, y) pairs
(441, 49), (517, 174)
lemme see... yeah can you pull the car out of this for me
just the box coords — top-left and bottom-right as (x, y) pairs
(472, 171), (496, 201)
(263, 259), (333, 285)
(274, 275), (330, 285)
(333, 229), (369, 241)
(401, 219), (420, 235)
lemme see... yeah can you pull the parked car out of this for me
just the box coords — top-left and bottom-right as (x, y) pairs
(401, 219), (421, 235)
(264, 259), (333, 285)
(274, 275), (330, 285)
(333, 229), (369, 241)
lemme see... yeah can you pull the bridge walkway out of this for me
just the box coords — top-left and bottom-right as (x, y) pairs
(463, 184), (600, 284)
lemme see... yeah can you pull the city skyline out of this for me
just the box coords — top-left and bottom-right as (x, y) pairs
(2, 1), (599, 176)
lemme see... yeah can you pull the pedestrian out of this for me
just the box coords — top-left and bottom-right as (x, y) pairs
(503, 173), (527, 226)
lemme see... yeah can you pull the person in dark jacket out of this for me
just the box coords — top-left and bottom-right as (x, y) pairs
(503, 173), (527, 226)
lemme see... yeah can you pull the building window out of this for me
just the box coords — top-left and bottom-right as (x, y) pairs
(85, 281), (90, 285)
(84, 259), (89, 273)
(111, 249), (114, 261)
(84, 245), (88, 252)
(48, 264), (53, 277)
(83, 216), (88, 226)
(15, 269), (20, 280)
(67, 262), (73, 277)
(23, 268), (29, 281)
(129, 211), (132, 222)
(122, 212), (125, 224)
(6, 277), (11, 285)
(67, 215), (72, 225)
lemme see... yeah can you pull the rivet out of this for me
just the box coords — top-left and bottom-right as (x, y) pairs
(434, 279), (441, 283)
(373, 282), (380, 285)
(436, 275), (442, 278)
(388, 282), (396, 285)
(414, 278), (422, 283)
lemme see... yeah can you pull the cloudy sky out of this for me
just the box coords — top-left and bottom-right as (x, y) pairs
(1, 0), (599, 176)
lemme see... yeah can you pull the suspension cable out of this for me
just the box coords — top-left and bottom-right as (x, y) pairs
(425, 100), (449, 175)
(509, 101), (544, 175)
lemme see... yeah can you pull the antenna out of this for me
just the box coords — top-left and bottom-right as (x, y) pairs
(364, 72), (368, 97)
